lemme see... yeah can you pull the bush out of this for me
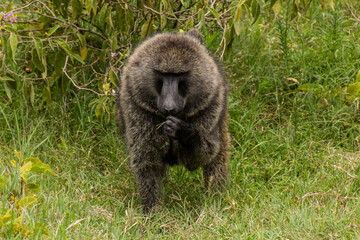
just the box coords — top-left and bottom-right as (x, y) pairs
(0, 0), (343, 122)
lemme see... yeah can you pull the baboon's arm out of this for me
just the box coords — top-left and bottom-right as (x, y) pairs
(164, 116), (221, 170)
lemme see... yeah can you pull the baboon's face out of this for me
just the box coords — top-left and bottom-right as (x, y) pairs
(124, 34), (220, 117)
(154, 70), (188, 116)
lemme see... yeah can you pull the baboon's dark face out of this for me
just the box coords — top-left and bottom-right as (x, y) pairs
(154, 70), (188, 116)
(124, 33), (221, 118)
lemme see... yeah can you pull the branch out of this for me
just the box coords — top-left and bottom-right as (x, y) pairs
(13, 0), (39, 12)
(302, 192), (360, 200)
(330, 164), (356, 178)
(62, 56), (104, 96)
(344, 0), (360, 22)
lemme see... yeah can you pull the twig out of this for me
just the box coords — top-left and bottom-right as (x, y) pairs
(344, 0), (360, 22)
(77, 27), (107, 40)
(13, 0), (39, 12)
(37, 0), (58, 19)
(220, 24), (227, 60)
(330, 164), (356, 178)
(302, 192), (360, 200)
(62, 56), (104, 96)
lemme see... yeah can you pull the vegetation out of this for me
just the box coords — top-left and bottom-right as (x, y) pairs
(1, 0), (360, 238)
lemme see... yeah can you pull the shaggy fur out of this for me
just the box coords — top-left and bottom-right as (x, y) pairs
(116, 29), (230, 212)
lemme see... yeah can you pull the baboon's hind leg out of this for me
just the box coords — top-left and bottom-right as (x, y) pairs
(203, 123), (230, 190)
(203, 152), (228, 190)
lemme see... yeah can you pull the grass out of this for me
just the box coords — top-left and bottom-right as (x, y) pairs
(1, 4), (360, 239)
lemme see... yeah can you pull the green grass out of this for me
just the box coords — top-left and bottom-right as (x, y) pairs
(1, 5), (360, 239)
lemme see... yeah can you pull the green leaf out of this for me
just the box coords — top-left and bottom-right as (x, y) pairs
(198, 10), (205, 29)
(25, 183), (41, 196)
(146, 0), (152, 8)
(246, 0), (261, 25)
(105, 5), (114, 29)
(355, 69), (360, 82)
(6, 3), (13, 12)
(326, 0), (335, 10)
(41, 56), (47, 78)
(109, 69), (118, 87)
(42, 84), (52, 106)
(141, 18), (154, 39)
(160, 15), (167, 31)
(185, 18), (194, 31)
(161, 0), (168, 10)
(270, 0), (278, 8)
(91, 0), (98, 15)
(95, 101), (105, 123)
(115, 5), (126, 34)
(224, 25), (232, 47)
(23, 157), (56, 176)
(0, 214), (12, 225)
(3, 82), (12, 101)
(54, 51), (66, 76)
(32, 48), (44, 72)
(23, 80), (31, 104)
(9, 33), (17, 62)
(78, 33), (88, 59)
(16, 196), (38, 209)
(125, 10), (134, 32)
(272, 0), (281, 15)
(54, 39), (74, 61)
(233, 5), (242, 36)
(111, 37), (117, 52)
(73, 53), (85, 64)
(80, 46), (88, 60)
(299, 83), (324, 95)
(48, 39), (55, 50)
(234, 5), (242, 22)
(0, 76), (15, 81)
(346, 82), (360, 97)
(205, 32), (220, 46)
(46, 24), (61, 37)
(234, 21), (241, 36)
(59, 136), (68, 151)
(77, 33), (86, 47)
(33, 222), (49, 236)
(1, 35), (7, 52)
(209, 8), (221, 23)
(72, 0), (83, 19)
(30, 82), (35, 105)
(34, 38), (43, 61)
(50, 52), (65, 86)
(0, 175), (7, 190)
(85, 0), (93, 14)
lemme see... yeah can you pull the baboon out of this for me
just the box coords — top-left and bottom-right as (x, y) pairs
(116, 29), (230, 213)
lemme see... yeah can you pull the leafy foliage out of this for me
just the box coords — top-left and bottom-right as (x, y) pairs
(0, 0), (339, 123)
(0, 150), (56, 238)
(0, 1), (360, 239)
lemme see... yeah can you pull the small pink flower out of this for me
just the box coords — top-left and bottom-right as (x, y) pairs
(111, 52), (117, 58)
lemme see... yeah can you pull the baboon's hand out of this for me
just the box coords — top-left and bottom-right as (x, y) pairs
(164, 116), (195, 142)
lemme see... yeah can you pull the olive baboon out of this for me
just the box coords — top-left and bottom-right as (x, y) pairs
(116, 29), (230, 212)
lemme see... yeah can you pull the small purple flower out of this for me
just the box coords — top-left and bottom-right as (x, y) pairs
(11, 15), (18, 23)
(111, 52), (117, 58)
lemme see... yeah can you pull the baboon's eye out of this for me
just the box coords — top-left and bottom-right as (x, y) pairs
(178, 80), (187, 97)
(156, 79), (163, 94)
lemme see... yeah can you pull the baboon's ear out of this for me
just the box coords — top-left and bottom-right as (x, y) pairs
(186, 28), (203, 44)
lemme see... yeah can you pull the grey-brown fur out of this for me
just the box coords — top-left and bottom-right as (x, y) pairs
(116, 29), (230, 213)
